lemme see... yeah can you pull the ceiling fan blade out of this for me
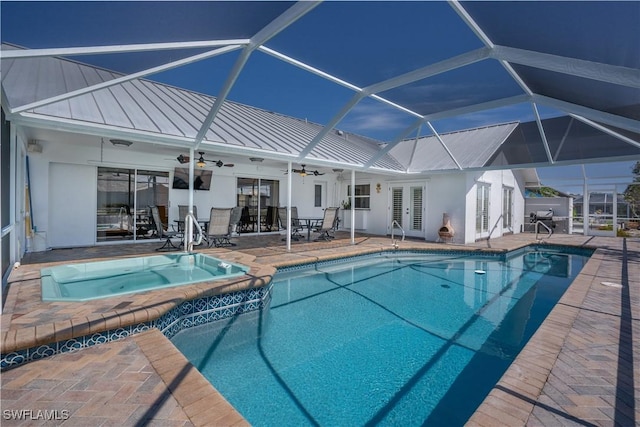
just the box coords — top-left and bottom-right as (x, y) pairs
(313, 171), (325, 176)
(176, 154), (190, 164)
(223, 164), (234, 167)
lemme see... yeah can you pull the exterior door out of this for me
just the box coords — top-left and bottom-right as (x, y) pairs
(49, 163), (96, 247)
(476, 183), (491, 239)
(586, 189), (617, 237)
(390, 183), (424, 238)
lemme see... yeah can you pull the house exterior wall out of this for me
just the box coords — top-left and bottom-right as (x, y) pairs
(424, 174), (467, 243)
(336, 170), (526, 244)
(15, 126), (527, 251)
(20, 130), (347, 250)
(464, 170), (526, 244)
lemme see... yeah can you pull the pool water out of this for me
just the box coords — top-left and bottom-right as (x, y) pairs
(41, 253), (248, 301)
(171, 247), (591, 426)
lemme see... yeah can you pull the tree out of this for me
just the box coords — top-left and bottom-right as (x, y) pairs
(623, 161), (640, 218)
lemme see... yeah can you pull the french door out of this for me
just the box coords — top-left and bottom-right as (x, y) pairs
(390, 183), (425, 238)
(476, 183), (490, 239)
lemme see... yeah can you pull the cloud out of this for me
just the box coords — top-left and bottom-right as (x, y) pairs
(340, 102), (412, 132)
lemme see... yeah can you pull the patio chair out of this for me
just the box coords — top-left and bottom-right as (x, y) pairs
(178, 205), (198, 220)
(278, 207), (305, 241)
(229, 206), (243, 236)
(207, 207), (234, 247)
(312, 207), (340, 241)
(263, 206), (279, 231)
(149, 205), (183, 251)
(240, 206), (253, 232)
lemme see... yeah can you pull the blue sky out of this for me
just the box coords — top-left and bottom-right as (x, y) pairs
(1, 1), (637, 189)
(1, 1), (563, 140)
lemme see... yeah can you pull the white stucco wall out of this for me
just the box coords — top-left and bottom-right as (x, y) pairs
(19, 126), (528, 250)
(463, 169), (527, 244)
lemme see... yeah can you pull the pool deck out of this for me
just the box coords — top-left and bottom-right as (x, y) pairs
(1, 232), (638, 426)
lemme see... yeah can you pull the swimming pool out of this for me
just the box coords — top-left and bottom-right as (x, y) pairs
(41, 253), (249, 301)
(171, 246), (591, 426)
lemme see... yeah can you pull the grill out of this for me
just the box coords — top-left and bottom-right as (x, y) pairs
(530, 210), (556, 231)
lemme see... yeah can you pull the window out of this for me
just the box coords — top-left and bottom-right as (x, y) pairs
(503, 187), (513, 229)
(476, 183), (490, 235)
(347, 184), (370, 209)
(314, 184), (322, 207)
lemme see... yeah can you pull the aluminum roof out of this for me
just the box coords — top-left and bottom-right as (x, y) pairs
(1, 1), (639, 174)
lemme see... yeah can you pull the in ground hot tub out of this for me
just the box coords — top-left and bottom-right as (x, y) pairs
(41, 253), (249, 302)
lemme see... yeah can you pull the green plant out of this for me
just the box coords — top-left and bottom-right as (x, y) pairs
(617, 229), (630, 237)
(341, 199), (351, 210)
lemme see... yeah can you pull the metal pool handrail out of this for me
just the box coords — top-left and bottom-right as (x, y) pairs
(535, 220), (552, 242)
(184, 212), (204, 252)
(391, 220), (405, 248)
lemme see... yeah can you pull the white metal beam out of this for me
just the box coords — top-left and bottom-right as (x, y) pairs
(553, 117), (575, 161)
(366, 47), (491, 94)
(298, 93), (365, 158)
(533, 94), (640, 134)
(363, 118), (424, 168)
(193, 1), (321, 148)
(248, 1), (321, 49)
(258, 46), (363, 93)
(1, 39), (250, 59)
(193, 46), (252, 148)
(450, 1), (534, 97)
(298, 47), (491, 160)
(492, 45), (640, 89)
(10, 45), (243, 114)
(421, 94), (530, 122)
(426, 121), (463, 170)
(570, 114), (640, 150)
(366, 94), (529, 168)
(532, 102), (554, 164)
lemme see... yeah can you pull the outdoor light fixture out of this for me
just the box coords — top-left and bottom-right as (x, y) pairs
(196, 153), (206, 168)
(110, 139), (133, 147)
(186, 152), (234, 168)
(286, 164), (324, 177)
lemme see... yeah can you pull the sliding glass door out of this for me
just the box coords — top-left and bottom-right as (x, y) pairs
(96, 168), (169, 241)
(236, 177), (280, 233)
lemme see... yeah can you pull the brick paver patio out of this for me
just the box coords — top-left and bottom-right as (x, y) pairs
(1, 233), (638, 426)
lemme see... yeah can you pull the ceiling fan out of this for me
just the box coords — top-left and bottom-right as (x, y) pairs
(285, 164), (324, 177)
(176, 152), (234, 168)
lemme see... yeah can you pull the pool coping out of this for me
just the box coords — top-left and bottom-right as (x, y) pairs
(1, 250), (275, 355)
(1, 244), (515, 358)
(1, 235), (635, 426)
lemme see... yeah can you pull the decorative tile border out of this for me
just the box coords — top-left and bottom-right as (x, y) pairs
(1, 285), (272, 371)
